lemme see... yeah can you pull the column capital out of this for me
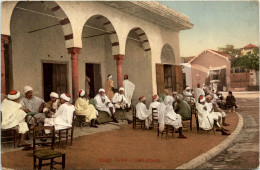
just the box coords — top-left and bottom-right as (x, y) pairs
(1, 34), (9, 45)
(67, 47), (81, 55)
(113, 54), (124, 61)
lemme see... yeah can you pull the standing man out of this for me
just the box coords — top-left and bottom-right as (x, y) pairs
(85, 75), (91, 96)
(44, 93), (75, 133)
(194, 83), (205, 102)
(1, 90), (29, 147)
(20, 86), (46, 126)
(105, 74), (114, 101)
(94, 88), (118, 123)
(123, 74), (135, 107)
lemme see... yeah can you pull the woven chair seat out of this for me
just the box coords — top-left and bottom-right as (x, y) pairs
(35, 150), (63, 159)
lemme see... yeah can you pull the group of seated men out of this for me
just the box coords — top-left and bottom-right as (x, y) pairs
(1, 84), (133, 146)
(134, 83), (233, 139)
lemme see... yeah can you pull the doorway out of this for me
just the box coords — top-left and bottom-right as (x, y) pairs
(85, 63), (102, 98)
(43, 63), (68, 102)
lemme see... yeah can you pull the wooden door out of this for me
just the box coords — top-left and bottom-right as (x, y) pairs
(156, 64), (165, 95)
(52, 64), (68, 95)
(175, 65), (183, 93)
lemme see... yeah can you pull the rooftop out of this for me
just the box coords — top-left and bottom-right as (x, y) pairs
(102, 1), (193, 32)
(242, 44), (258, 49)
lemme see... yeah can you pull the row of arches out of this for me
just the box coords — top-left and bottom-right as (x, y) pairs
(2, 1), (176, 104)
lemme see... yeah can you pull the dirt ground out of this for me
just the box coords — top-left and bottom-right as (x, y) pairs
(2, 111), (238, 170)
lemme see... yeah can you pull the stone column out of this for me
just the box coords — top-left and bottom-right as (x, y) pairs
(114, 55), (124, 88)
(1, 34), (9, 95)
(68, 47), (81, 102)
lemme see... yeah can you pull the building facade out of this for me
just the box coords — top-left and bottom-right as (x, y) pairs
(1, 1), (193, 104)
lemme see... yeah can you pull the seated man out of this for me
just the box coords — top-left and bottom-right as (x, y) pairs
(175, 94), (191, 121)
(112, 87), (128, 110)
(43, 92), (60, 118)
(20, 86), (46, 126)
(196, 95), (230, 135)
(136, 96), (152, 129)
(75, 89), (98, 128)
(159, 89), (170, 102)
(183, 86), (195, 103)
(206, 95), (230, 126)
(172, 91), (178, 109)
(44, 93), (75, 133)
(157, 96), (187, 139)
(1, 90), (29, 147)
(94, 88), (118, 123)
(149, 95), (160, 116)
(226, 91), (238, 112)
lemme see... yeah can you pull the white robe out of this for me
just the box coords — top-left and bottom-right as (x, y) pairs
(183, 90), (195, 102)
(194, 88), (205, 102)
(136, 102), (151, 129)
(1, 99), (29, 134)
(44, 102), (75, 133)
(94, 94), (115, 116)
(123, 79), (135, 106)
(148, 101), (160, 117)
(112, 92), (127, 109)
(157, 96), (182, 132)
(196, 102), (220, 130)
(206, 102), (226, 117)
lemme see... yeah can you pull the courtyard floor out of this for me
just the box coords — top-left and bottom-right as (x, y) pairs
(2, 110), (239, 169)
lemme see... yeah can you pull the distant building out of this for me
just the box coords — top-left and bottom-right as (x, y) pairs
(241, 44), (258, 56)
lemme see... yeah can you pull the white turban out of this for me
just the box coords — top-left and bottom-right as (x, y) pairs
(185, 86), (190, 90)
(119, 87), (124, 91)
(176, 94), (184, 101)
(50, 92), (59, 98)
(199, 96), (205, 103)
(79, 89), (85, 97)
(172, 91), (177, 95)
(99, 88), (105, 93)
(60, 93), (71, 102)
(164, 96), (174, 105)
(7, 90), (20, 100)
(24, 86), (33, 94)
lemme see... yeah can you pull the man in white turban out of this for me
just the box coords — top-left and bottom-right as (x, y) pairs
(205, 95), (230, 126)
(157, 96), (187, 138)
(44, 93), (75, 133)
(94, 88), (118, 123)
(20, 86), (46, 126)
(123, 74), (135, 106)
(112, 87), (128, 110)
(75, 89), (98, 128)
(136, 96), (152, 129)
(183, 86), (195, 103)
(194, 83), (205, 102)
(196, 95), (230, 135)
(1, 90), (29, 147)
(43, 92), (60, 118)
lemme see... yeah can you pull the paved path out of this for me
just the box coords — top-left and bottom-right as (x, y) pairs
(197, 93), (259, 169)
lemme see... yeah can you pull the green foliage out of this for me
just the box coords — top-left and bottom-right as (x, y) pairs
(218, 45), (241, 58)
(233, 48), (259, 71)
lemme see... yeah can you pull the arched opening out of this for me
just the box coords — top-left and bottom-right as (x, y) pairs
(10, 1), (72, 101)
(161, 43), (175, 64)
(123, 27), (152, 105)
(80, 15), (120, 97)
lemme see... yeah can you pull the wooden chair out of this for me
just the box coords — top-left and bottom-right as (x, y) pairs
(151, 108), (159, 130)
(132, 106), (145, 130)
(33, 126), (65, 169)
(58, 111), (77, 148)
(1, 111), (17, 148)
(158, 124), (175, 140)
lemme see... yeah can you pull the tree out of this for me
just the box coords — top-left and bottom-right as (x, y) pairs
(233, 48), (259, 71)
(218, 45), (241, 58)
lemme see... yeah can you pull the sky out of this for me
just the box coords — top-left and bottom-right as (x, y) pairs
(160, 1), (259, 57)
